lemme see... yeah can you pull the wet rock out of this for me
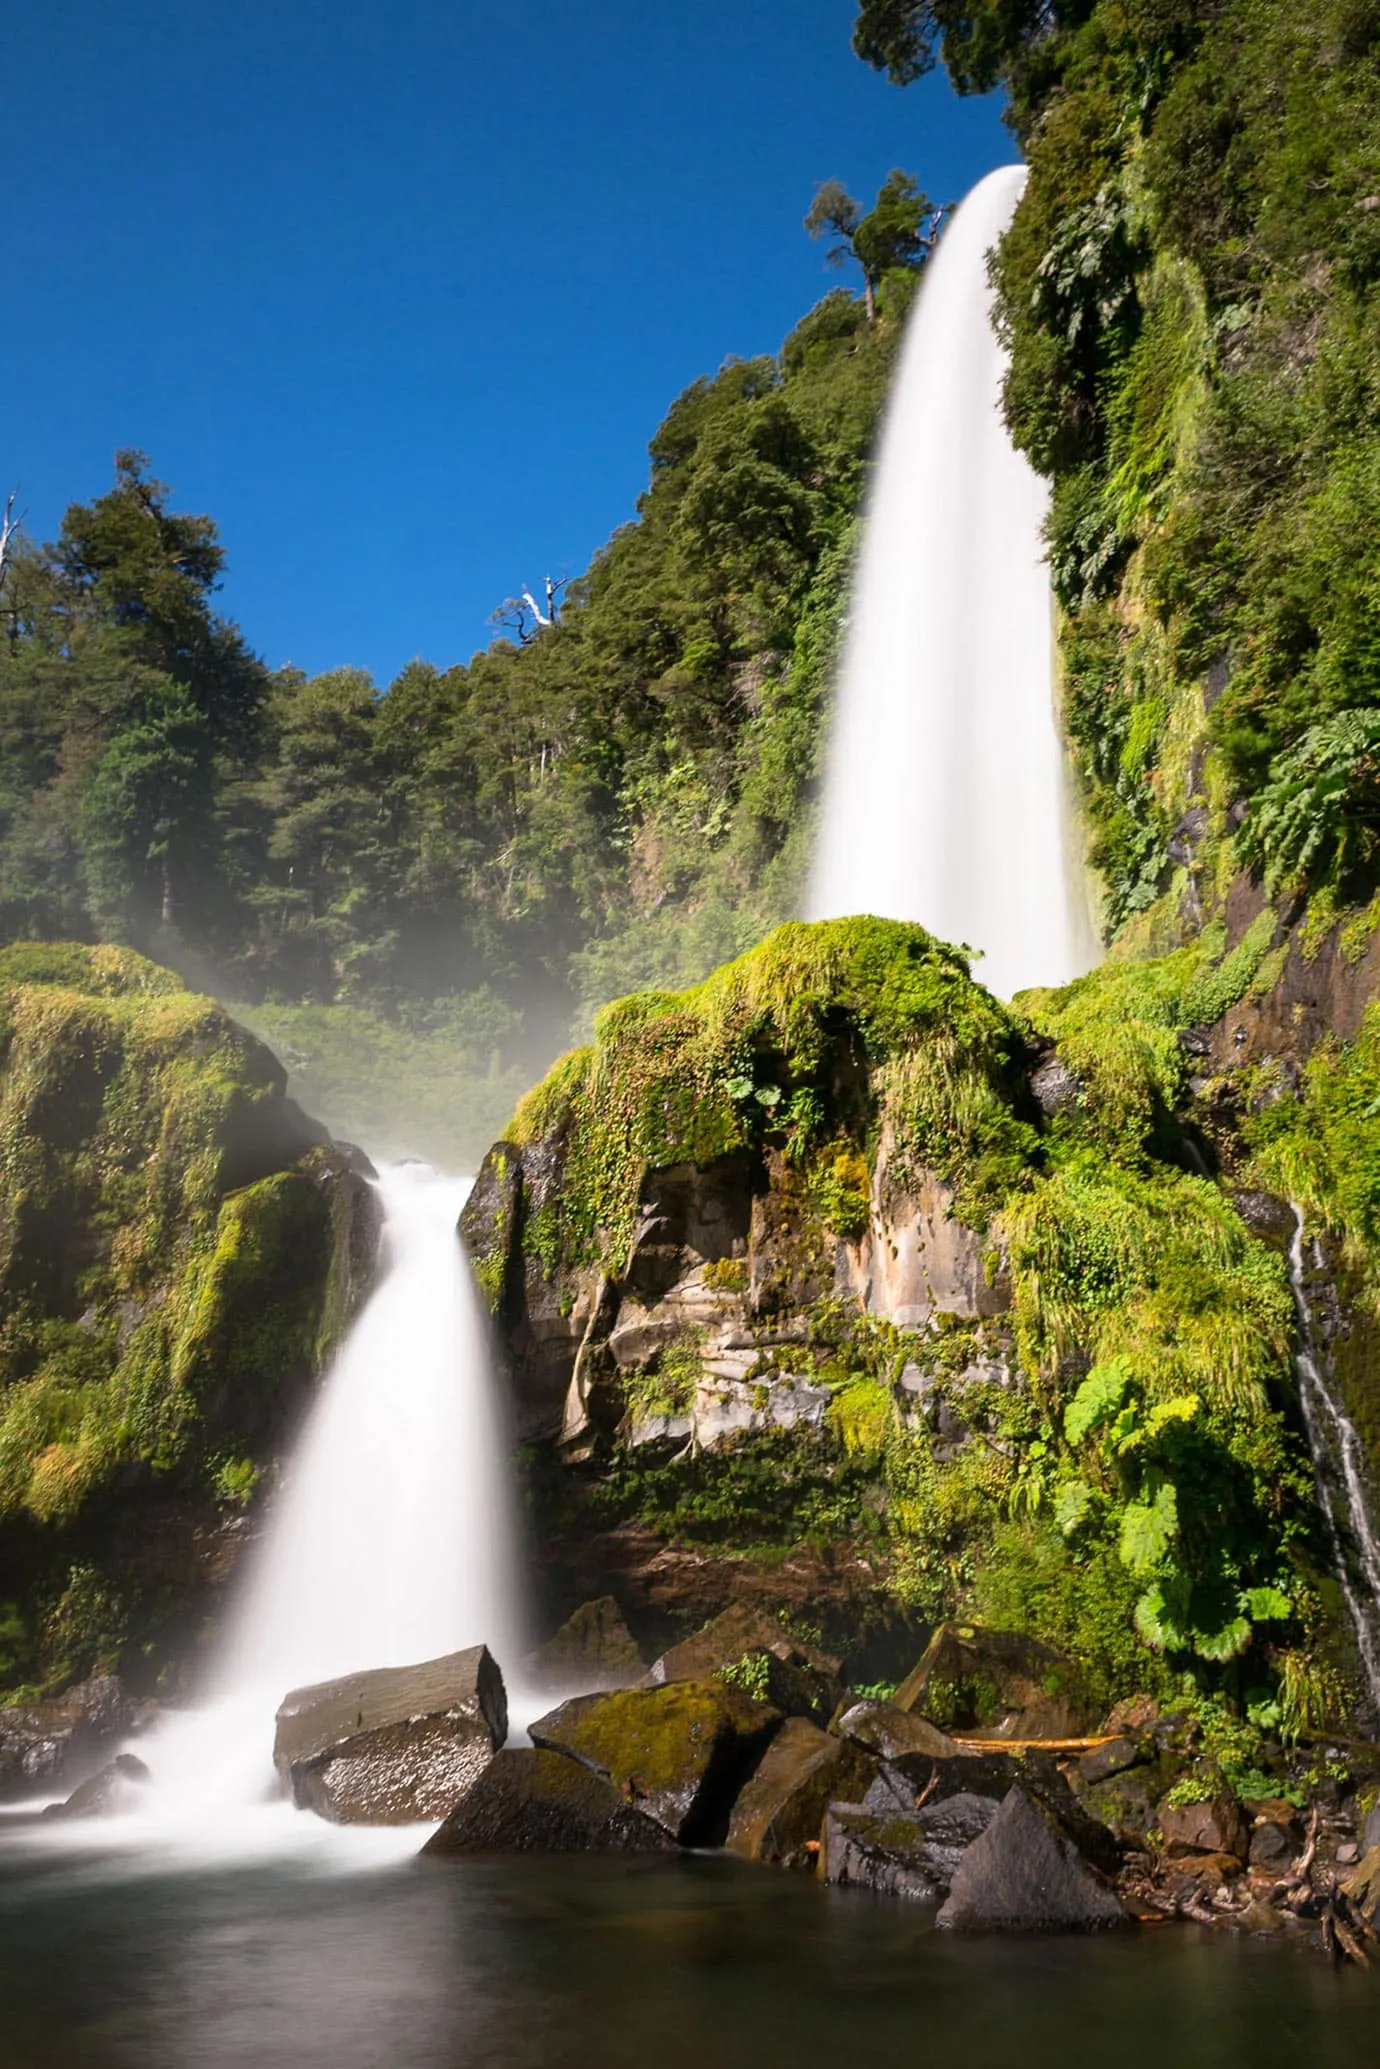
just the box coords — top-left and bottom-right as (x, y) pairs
(647, 1604), (841, 1723)
(528, 1597), (646, 1694)
(1248, 1804), (1301, 1871)
(422, 1748), (675, 1855)
(42, 1753), (151, 1820)
(936, 1786), (1129, 1931)
(1363, 1803), (1380, 1855)
(832, 1700), (958, 1764)
(1159, 1794), (1248, 1862)
(1029, 1055), (1082, 1117)
(1103, 1695), (1161, 1736)
(529, 1680), (781, 1845)
(824, 1787), (1004, 1900)
(891, 1623), (1095, 1740)
(821, 1806), (948, 1901)
(725, 1717), (874, 1869)
(274, 1645), (507, 1825)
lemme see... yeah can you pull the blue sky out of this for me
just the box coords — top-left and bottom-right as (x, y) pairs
(7, 0), (1011, 683)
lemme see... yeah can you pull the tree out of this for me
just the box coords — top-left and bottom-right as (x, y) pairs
(851, 0), (1056, 96)
(806, 170), (942, 321)
(77, 676), (219, 938)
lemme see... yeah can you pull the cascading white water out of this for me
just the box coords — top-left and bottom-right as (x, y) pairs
(1288, 1207), (1380, 1713)
(42, 1160), (525, 1858)
(807, 164), (1097, 1001)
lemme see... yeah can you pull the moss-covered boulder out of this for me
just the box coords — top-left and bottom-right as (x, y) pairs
(528, 1680), (782, 1845)
(0, 942), (376, 1699)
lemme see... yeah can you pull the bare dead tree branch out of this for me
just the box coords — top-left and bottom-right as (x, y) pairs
(0, 490), (24, 601)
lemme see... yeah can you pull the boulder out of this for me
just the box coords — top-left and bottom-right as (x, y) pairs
(273, 1645), (507, 1824)
(725, 1717), (874, 1868)
(529, 1680), (781, 1845)
(42, 1753), (151, 1820)
(1247, 1804), (1300, 1871)
(1076, 1737), (1142, 1787)
(822, 1789), (1001, 1901)
(1158, 1794), (1248, 1862)
(936, 1786), (1129, 1931)
(422, 1749), (675, 1855)
(1363, 1803), (1380, 1856)
(832, 1699), (957, 1764)
(528, 1597), (646, 1694)
(646, 1604), (841, 1723)
(892, 1623), (1095, 1740)
(1340, 1845), (1380, 1925)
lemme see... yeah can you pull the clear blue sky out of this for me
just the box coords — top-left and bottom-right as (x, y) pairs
(7, 0), (1011, 684)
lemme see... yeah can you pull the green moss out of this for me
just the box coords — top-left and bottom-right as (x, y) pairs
(509, 917), (1035, 1276)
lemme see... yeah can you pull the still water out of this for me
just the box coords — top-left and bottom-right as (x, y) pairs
(0, 1842), (1375, 2069)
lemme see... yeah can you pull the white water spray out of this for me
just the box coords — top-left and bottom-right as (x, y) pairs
(1288, 1207), (1380, 1713)
(808, 164), (1097, 1000)
(19, 1161), (525, 1863)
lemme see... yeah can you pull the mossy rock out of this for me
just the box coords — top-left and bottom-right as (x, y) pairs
(528, 1679), (783, 1844)
(0, 942), (376, 1696)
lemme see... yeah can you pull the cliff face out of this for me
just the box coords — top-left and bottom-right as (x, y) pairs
(465, 916), (1373, 1722)
(0, 942), (377, 1699)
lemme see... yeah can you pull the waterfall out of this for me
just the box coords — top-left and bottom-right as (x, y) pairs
(807, 164), (1097, 1001)
(105, 1159), (524, 1848)
(1288, 1206), (1380, 1712)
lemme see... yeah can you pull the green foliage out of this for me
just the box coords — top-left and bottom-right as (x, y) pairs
(714, 1651), (773, 1702)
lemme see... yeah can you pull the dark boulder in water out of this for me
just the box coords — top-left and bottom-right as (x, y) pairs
(274, 1645), (507, 1825)
(42, 1752), (151, 1820)
(423, 1748), (675, 1855)
(0, 1675), (142, 1804)
(937, 1786), (1128, 1931)
(725, 1716), (874, 1868)
(529, 1680), (781, 1845)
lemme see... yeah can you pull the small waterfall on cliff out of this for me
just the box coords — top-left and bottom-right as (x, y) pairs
(807, 164), (1096, 1001)
(1288, 1207), (1380, 1711)
(115, 1160), (523, 1848)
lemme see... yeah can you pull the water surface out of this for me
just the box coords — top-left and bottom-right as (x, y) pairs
(0, 1841), (1373, 2069)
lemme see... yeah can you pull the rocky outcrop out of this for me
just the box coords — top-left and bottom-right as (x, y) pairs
(422, 1748), (675, 1855)
(274, 1646), (507, 1824)
(529, 1681), (781, 1845)
(936, 1786), (1129, 1931)
(725, 1716), (873, 1868)
(0, 943), (378, 1702)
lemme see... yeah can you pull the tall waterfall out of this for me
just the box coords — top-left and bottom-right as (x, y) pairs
(114, 1160), (524, 1845)
(807, 164), (1097, 1001)
(1288, 1207), (1380, 1713)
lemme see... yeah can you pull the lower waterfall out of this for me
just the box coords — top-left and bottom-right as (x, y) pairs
(79, 1160), (524, 1856)
(807, 164), (1097, 1001)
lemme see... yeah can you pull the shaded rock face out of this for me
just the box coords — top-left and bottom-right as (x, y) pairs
(528, 1596), (647, 1695)
(645, 1605), (841, 1725)
(1159, 1795), (1248, 1862)
(893, 1623), (1095, 1740)
(832, 1700), (958, 1765)
(936, 1786), (1128, 1932)
(422, 1749), (674, 1856)
(725, 1717), (874, 1869)
(274, 1646), (507, 1825)
(529, 1681), (781, 1846)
